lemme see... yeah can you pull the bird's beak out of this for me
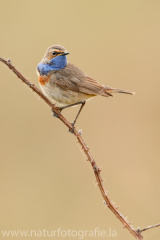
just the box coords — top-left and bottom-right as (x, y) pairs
(61, 52), (70, 56)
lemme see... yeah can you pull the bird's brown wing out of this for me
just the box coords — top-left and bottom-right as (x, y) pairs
(51, 62), (112, 97)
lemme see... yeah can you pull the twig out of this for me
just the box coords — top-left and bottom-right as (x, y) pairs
(137, 224), (160, 233)
(0, 57), (159, 239)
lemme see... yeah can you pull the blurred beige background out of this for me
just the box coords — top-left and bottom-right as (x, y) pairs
(0, 1), (160, 239)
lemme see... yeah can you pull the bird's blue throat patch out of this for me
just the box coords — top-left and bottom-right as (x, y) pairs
(37, 55), (67, 75)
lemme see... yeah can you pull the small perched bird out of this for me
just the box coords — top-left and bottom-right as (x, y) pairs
(37, 45), (134, 132)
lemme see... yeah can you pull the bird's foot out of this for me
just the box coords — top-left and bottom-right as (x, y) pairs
(51, 108), (61, 118)
(68, 122), (75, 133)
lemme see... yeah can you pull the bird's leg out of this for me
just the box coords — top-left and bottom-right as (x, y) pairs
(52, 101), (85, 118)
(69, 101), (86, 133)
(52, 101), (86, 133)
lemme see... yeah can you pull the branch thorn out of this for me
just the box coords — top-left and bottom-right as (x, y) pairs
(78, 129), (82, 135)
(7, 58), (12, 64)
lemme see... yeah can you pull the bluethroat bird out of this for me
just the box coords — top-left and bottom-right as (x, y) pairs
(37, 45), (134, 132)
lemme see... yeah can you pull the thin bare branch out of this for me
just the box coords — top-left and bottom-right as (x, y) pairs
(2, 56), (158, 240)
(137, 224), (160, 233)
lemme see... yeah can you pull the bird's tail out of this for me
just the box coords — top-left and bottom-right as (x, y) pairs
(103, 86), (135, 96)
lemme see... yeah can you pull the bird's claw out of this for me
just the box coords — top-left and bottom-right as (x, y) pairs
(52, 109), (61, 118)
(68, 122), (75, 133)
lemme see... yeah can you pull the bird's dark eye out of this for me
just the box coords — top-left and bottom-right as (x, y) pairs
(52, 51), (57, 56)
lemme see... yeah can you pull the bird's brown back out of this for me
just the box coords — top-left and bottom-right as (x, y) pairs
(49, 62), (112, 97)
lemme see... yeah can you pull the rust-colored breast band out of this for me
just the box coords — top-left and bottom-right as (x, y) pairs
(38, 76), (50, 86)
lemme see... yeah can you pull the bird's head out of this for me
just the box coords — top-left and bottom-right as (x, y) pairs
(41, 45), (69, 69)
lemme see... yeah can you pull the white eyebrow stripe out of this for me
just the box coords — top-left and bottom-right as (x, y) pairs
(52, 49), (64, 53)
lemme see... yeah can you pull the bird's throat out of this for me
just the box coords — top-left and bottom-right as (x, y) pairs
(37, 55), (67, 75)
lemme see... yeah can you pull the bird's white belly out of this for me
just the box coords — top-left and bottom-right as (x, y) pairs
(40, 82), (93, 106)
